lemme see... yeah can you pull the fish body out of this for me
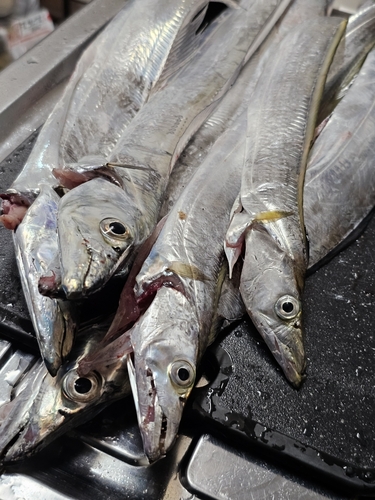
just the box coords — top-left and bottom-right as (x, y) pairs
(319, 2), (375, 122)
(160, 0), (328, 218)
(57, 0), (292, 299)
(306, 46), (375, 269)
(13, 184), (76, 375)
(0, 318), (131, 464)
(124, 111), (246, 462)
(1, 0), (229, 226)
(225, 18), (346, 387)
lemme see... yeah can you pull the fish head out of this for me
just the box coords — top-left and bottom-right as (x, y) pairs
(57, 178), (138, 298)
(240, 226), (305, 387)
(128, 287), (198, 462)
(0, 320), (130, 463)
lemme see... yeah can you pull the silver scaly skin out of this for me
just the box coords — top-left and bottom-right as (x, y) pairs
(225, 18), (346, 387)
(13, 185), (76, 376)
(0, 104), (249, 465)
(305, 46), (375, 269)
(160, 0), (329, 218)
(0, 0), (227, 227)
(318, 2), (375, 123)
(125, 113), (246, 462)
(56, 0), (292, 300)
(0, 318), (131, 464)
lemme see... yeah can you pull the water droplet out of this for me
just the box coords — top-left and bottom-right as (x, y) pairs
(344, 466), (355, 477)
(303, 424), (313, 437)
(364, 471), (374, 482)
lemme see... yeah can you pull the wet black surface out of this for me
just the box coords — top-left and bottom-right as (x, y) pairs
(1, 132), (375, 495)
(193, 219), (375, 492)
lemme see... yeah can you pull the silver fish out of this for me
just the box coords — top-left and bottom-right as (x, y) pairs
(0, 0), (229, 227)
(0, 318), (131, 464)
(160, 0), (329, 218)
(306, 46), (375, 269)
(319, 2), (375, 122)
(121, 111), (246, 462)
(225, 18), (346, 387)
(56, 0), (292, 300)
(13, 184), (76, 376)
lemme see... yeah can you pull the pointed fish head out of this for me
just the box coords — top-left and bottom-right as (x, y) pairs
(0, 321), (130, 464)
(240, 226), (306, 387)
(57, 178), (138, 298)
(129, 287), (198, 462)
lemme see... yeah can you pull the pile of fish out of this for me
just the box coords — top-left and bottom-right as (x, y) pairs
(0, 0), (375, 465)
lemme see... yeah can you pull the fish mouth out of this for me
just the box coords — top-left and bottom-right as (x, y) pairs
(61, 239), (133, 300)
(0, 360), (55, 464)
(255, 312), (305, 388)
(127, 355), (176, 463)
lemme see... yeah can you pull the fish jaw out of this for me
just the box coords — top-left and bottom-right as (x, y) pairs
(240, 227), (306, 387)
(57, 178), (137, 298)
(1, 366), (101, 463)
(129, 287), (198, 462)
(0, 329), (130, 463)
(127, 354), (180, 463)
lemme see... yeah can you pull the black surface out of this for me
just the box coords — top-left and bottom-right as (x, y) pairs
(193, 220), (375, 493)
(1, 132), (375, 495)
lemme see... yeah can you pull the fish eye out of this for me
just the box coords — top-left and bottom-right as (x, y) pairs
(275, 295), (300, 320)
(169, 360), (196, 393)
(62, 369), (103, 403)
(100, 218), (129, 241)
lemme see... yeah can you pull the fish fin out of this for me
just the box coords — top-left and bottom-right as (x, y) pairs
(225, 211), (252, 277)
(152, 3), (210, 95)
(217, 260), (245, 322)
(167, 262), (209, 282)
(77, 331), (133, 377)
(208, 261), (229, 345)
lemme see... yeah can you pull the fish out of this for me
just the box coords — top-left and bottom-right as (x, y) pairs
(318, 2), (375, 123)
(13, 184), (76, 376)
(121, 40), (375, 464)
(0, 0), (234, 229)
(159, 0), (329, 218)
(108, 110), (247, 462)
(54, 0), (292, 300)
(225, 18), (346, 387)
(305, 46), (375, 270)
(0, 317), (131, 464)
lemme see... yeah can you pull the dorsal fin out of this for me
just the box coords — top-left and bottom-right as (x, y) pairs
(153, 0), (238, 95)
(152, 3), (209, 95)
